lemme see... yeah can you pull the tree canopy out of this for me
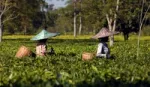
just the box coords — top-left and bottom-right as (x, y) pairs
(1, 0), (150, 37)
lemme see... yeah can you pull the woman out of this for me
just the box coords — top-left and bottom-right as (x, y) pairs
(31, 29), (59, 57)
(92, 27), (118, 58)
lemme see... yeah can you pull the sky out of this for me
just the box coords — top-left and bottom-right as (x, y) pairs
(45, 0), (68, 9)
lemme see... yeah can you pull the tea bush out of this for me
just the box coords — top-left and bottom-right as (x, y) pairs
(0, 37), (150, 87)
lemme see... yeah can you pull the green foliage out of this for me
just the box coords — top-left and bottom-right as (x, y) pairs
(54, 8), (73, 34)
(2, 0), (150, 36)
(0, 37), (150, 86)
(141, 26), (150, 36)
(3, 0), (44, 34)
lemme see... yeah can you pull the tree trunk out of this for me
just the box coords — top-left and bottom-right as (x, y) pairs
(0, 16), (2, 42)
(73, 1), (77, 37)
(109, 27), (114, 46)
(79, 16), (82, 35)
(105, 0), (119, 47)
(74, 12), (77, 37)
(124, 34), (129, 41)
(79, 0), (82, 35)
(24, 25), (27, 35)
(109, 35), (114, 46)
(106, 14), (114, 46)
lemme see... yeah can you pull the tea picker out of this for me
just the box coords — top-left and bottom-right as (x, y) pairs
(92, 27), (119, 58)
(31, 29), (59, 57)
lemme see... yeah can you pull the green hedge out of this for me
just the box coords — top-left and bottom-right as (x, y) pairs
(0, 39), (150, 87)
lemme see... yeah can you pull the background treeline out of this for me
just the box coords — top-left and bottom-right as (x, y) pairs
(2, 0), (150, 36)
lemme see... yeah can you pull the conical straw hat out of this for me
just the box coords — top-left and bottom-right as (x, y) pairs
(31, 29), (60, 41)
(92, 27), (119, 39)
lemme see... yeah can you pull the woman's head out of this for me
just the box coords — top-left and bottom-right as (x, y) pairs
(38, 39), (47, 43)
(98, 37), (108, 42)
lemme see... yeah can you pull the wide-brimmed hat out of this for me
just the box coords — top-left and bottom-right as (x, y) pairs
(31, 29), (60, 41)
(92, 27), (119, 39)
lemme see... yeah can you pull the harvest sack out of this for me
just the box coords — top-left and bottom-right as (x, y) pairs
(82, 52), (94, 60)
(15, 46), (32, 58)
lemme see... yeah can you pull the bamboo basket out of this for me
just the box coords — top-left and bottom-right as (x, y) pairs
(15, 46), (32, 58)
(82, 52), (95, 60)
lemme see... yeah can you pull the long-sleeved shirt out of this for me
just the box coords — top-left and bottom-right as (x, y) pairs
(96, 42), (110, 58)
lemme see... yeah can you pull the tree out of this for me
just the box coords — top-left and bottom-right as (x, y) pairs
(116, 0), (150, 41)
(76, 0), (105, 34)
(61, 0), (150, 37)
(0, 0), (16, 42)
(118, 0), (142, 41)
(67, 0), (81, 37)
(102, 0), (120, 46)
(55, 6), (73, 34)
(137, 0), (150, 58)
(16, 0), (43, 34)
(5, 0), (44, 34)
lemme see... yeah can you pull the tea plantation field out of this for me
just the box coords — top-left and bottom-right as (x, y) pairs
(0, 35), (150, 87)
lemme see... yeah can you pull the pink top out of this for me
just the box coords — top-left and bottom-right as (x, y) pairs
(36, 42), (46, 56)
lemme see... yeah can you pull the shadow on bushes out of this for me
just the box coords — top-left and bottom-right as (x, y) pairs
(56, 52), (76, 57)
(1, 77), (150, 87)
(76, 78), (150, 87)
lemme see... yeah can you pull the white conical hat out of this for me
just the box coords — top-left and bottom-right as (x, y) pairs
(92, 27), (119, 39)
(31, 29), (60, 41)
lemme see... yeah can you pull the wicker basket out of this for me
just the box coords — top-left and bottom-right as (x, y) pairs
(82, 52), (94, 60)
(15, 46), (32, 58)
